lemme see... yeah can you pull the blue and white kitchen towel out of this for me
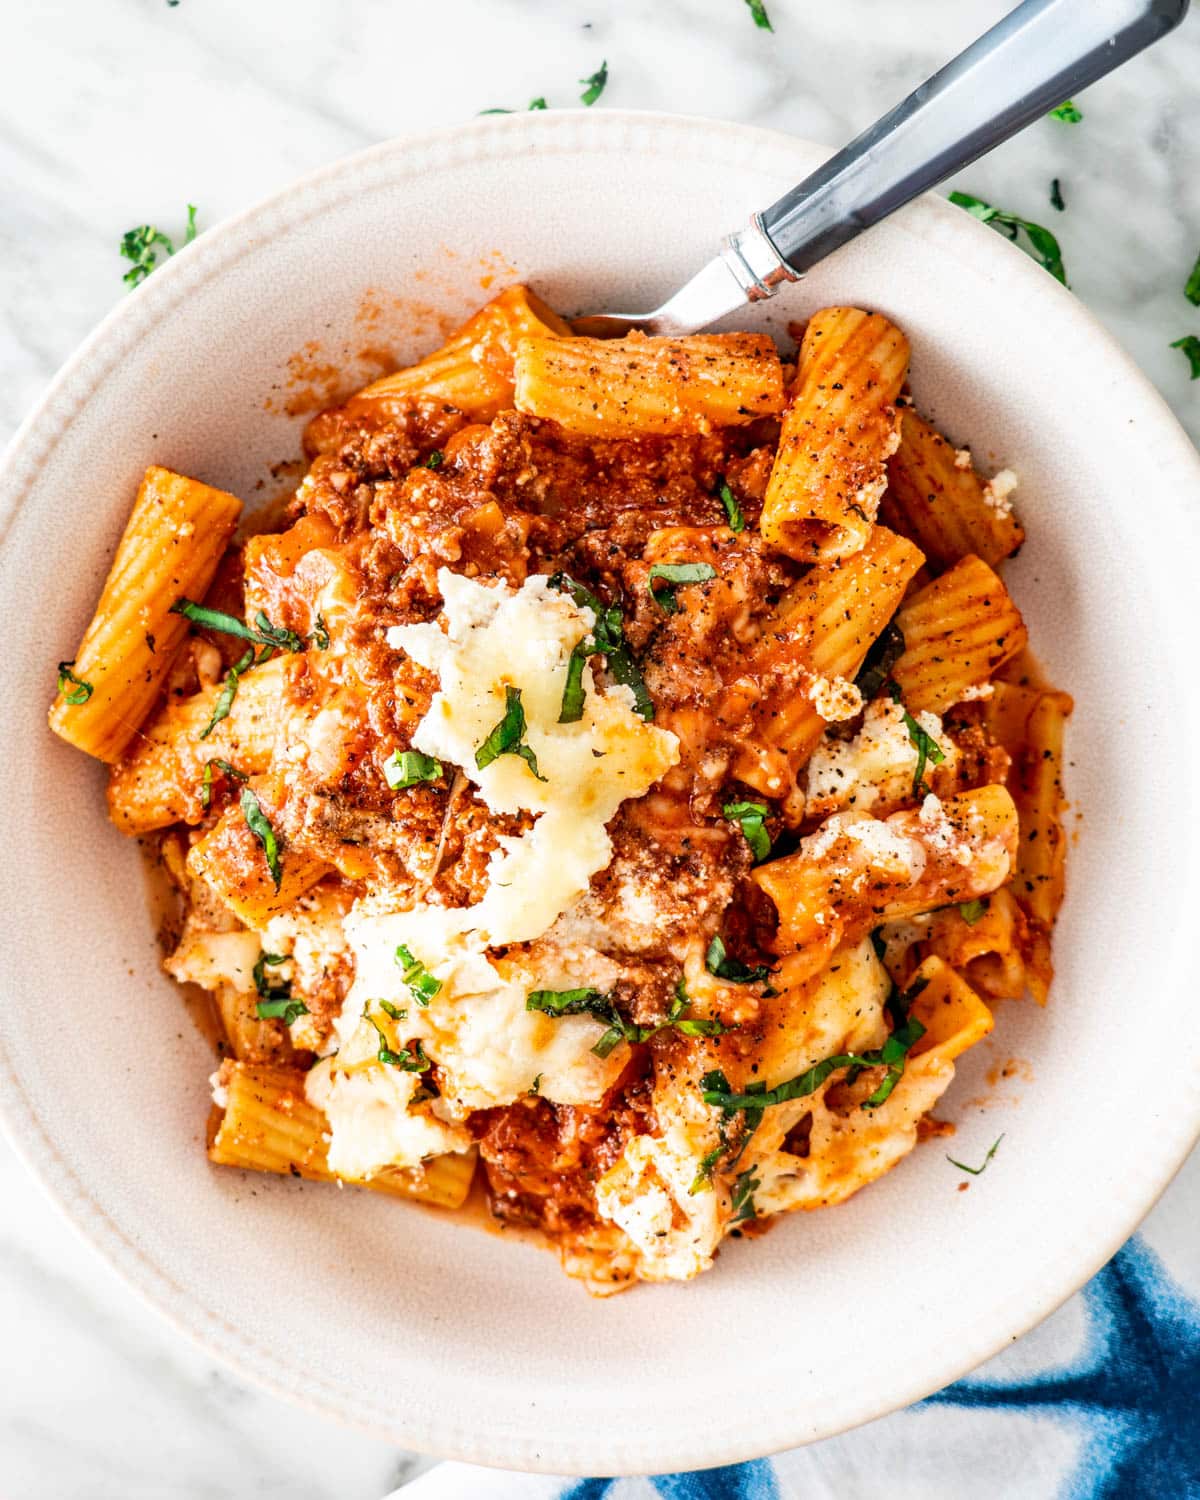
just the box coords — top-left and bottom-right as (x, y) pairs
(396, 1147), (1200, 1500)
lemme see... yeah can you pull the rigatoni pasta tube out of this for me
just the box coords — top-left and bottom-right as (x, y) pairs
(209, 1062), (477, 1208)
(750, 525), (924, 763)
(761, 308), (910, 562)
(307, 285), (571, 447)
(512, 332), (785, 438)
(107, 654), (286, 836)
(906, 956), (994, 1064)
(891, 554), (1027, 714)
(48, 466), (242, 762)
(187, 784), (330, 927)
(880, 408), (1025, 569)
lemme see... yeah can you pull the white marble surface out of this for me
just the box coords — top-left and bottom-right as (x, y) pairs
(1, 1), (1198, 1495)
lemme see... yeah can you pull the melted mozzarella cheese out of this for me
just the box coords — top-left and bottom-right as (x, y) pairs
(305, 1058), (471, 1181)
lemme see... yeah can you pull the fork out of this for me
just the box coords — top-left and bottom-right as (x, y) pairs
(572, 0), (1190, 338)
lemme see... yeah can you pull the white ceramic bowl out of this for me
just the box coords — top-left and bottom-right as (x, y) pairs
(3, 111), (1200, 1475)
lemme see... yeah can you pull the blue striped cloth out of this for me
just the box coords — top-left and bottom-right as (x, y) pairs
(398, 1149), (1200, 1499)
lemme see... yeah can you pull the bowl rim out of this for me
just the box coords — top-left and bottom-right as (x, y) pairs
(3, 107), (1200, 1475)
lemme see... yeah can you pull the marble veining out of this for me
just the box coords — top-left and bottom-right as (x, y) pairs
(1, 1), (1197, 1495)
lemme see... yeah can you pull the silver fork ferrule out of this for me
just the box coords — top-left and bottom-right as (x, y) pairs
(720, 215), (803, 303)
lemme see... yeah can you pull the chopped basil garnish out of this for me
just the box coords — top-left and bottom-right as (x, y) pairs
(1050, 177), (1065, 212)
(549, 572), (654, 721)
(119, 204), (197, 287)
(744, 0), (773, 30)
(379, 999), (407, 1021)
(579, 60), (607, 105)
(1048, 100), (1082, 122)
(395, 944), (441, 1007)
(424, 450), (444, 469)
(171, 599), (305, 653)
(947, 1133), (1004, 1176)
(559, 641), (589, 724)
(239, 787), (282, 890)
(718, 480), (745, 533)
(854, 621), (906, 701)
(722, 800), (771, 863)
(730, 1166), (761, 1224)
(56, 660), (93, 705)
(705, 934), (773, 986)
(383, 749), (443, 791)
(480, 97), (549, 115)
(200, 646), (264, 740)
(948, 191), (1067, 286)
(475, 684), (546, 780)
(256, 996), (308, 1025)
(1171, 335), (1200, 379)
(890, 683), (946, 796)
(1186, 252), (1200, 307)
(311, 613), (330, 650)
(362, 1004), (430, 1071)
(199, 757), (246, 809)
(647, 561), (717, 614)
(703, 1024), (926, 1113)
(529, 1073), (543, 1096)
(253, 950), (290, 998)
(958, 898), (986, 925)
(529, 981), (730, 1059)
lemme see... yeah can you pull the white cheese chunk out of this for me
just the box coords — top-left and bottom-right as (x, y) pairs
(805, 700), (956, 819)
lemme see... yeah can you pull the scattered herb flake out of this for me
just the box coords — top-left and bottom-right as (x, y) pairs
(424, 450), (444, 469)
(647, 561), (716, 614)
(199, 756), (246, 809)
(854, 622), (905, 701)
(722, 800), (771, 863)
(1049, 100), (1082, 123)
(549, 573), (654, 720)
(743, 0), (773, 30)
(948, 191), (1068, 285)
(200, 647), (256, 740)
(730, 1166), (761, 1223)
(1171, 335), (1200, 379)
(705, 934), (773, 986)
(947, 1134), (1005, 1176)
(958, 898), (987, 925)
(475, 684), (546, 780)
(529, 1073), (543, 1096)
(310, 613), (330, 650)
(56, 660), (93, 705)
(256, 996), (308, 1025)
(1186, 252), (1200, 307)
(171, 598), (304, 653)
(362, 1004), (430, 1071)
(890, 683), (946, 796)
(239, 786), (282, 890)
(119, 204), (197, 287)
(579, 60), (608, 106)
(1050, 177), (1065, 212)
(383, 749), (444, 791)
(395, 944), (442, 1007)
(718, 480), (745, 533)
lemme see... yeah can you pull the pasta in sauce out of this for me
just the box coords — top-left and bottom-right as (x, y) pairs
(50, 286), (1070, 1294)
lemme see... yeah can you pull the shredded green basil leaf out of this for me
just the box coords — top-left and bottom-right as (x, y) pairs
(311, 613), (330, 650)
(743, 0), (773, 30)
(703, 1022), (927, 1114)
(362, 1004), (430, 1071)
(579, 60), (607, 105)
(255, 996), (308, 1025)
(56, 660), (93, 705)
(947, 1133), (1005, 1176)
(722, 801), (771, 863)
(171, 599), (304, 653)
(1185, 252), (1200, 307)
(648, 561), (717, 614)
(1048, 100), (1082, 123)
(379, 999), (407, 1021)
(239, 787), (282, 890)
(559, 640), (590, 724)
(475, 684), (545, 780)
(395, 944), (442, 1007)
(549, 573), (654, 720)
(119, 204), (197, 287)
(200, 647), (255, 740)
(1050, 177), (1065, 212)
(529, 1073), (543, 1096)
(854, 622), (906, 701)
(383, 749), (443, 791)
(718, 480), (745, 533)
(730, 1166), (761, 1223)
(1171, 335), (1200, 379)
(705, 935), (773, 986)
(200, 757), (247, 809)
(958, 898), (986, 925)
(948, 191), (1068, 286)
(529, 983), (730, 1058)
(890, 683), (946, 796)
(424, 450), (444, 469)
(253, 950), (290, 998)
